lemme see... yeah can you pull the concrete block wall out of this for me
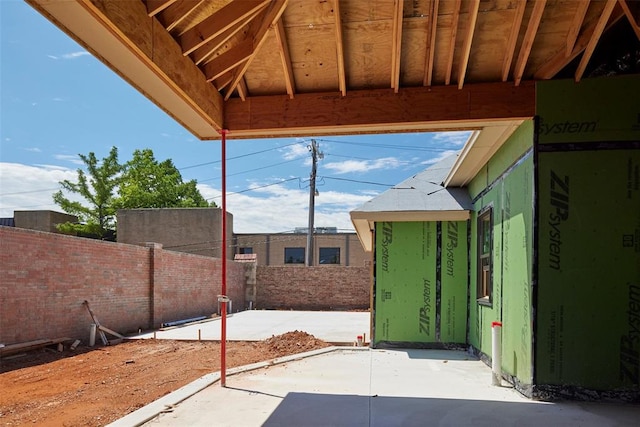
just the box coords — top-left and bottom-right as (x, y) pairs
(0, 226), (245, 345)
(255, 266), (370, 310)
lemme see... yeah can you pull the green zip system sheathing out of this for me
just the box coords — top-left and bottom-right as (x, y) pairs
(469, 121), (534, 393)
(373, 221), (467, 347)
(535, 75), (640, 397)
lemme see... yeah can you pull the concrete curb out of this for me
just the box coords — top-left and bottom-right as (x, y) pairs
(106, 346), (369, 427)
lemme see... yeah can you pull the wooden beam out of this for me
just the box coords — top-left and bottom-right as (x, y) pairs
(457, 0), (479, 89)
(501, 0), (526, 82)
(193, 11), (261, 66)
(333, 0), (347, 96)
(565, 0), (590, 57)
(180, 0), (269, 55)
(224, 81), (535, 138)
(513, 0), (547, 86)
(274, 18), (296, 99)
(423, 0), (439, 86)
(27, 0), (223, 138)
(391, 0), (404, 93)
(575, 0), (617, 82)
(237, 77), (249, 101)
(158, 0), (204, 32)
(534, 7), (624, 79)
(619, 0), (640, 40)
(224, 0), (289, 101)
(145, 0), (178, 17)
(444, 0), (461, 86)
(202, 39), (253, 82)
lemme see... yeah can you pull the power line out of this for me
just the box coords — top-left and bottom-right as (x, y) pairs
(178, 141), (306, 171)
(198, 158), (303, 183)
(207, 177), (300, 200)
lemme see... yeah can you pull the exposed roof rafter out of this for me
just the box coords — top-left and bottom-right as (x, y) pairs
(192, 11), (262, 66)
(619, 0), (640, 40)
(575, 0), (617, 82)
(501, 0), (526, 82)
(565, 0), (590, 57)
(145, 0), (177, 17)
(513, 0), (547, 86)
(180, 0), (269, 55)
(444, 0), (461, 86)
(274, 18), (296, 99)
(224, 0), (289, 101)
(202, 39), (253, 82)
(333, 0), (347, 97)
(457, 0), (479, 89)
(423, 0), (439, 87)
(534, 6), (624, 80)
(159, 0), (204, 33)
(391, 0), (404, 93)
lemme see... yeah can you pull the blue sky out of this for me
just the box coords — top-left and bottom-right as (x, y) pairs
(0, 1), (470, 233)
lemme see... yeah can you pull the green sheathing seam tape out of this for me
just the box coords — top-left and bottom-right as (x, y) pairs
(537, 75), (640, 144)
(468, 121), (534, 387)
(373, 221), (467, 346)
(536, 149), (640, 390)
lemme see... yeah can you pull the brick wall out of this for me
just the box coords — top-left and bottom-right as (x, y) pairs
(0, 227), (245, 345)
(255, 266), (370, 310)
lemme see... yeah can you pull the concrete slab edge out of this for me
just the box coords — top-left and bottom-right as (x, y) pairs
(106, 346), (369, 427)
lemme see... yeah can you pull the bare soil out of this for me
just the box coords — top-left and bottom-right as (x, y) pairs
(0, 331), (330, 426)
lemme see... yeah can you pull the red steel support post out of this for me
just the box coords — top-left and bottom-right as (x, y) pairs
(220, 129), (228, 387)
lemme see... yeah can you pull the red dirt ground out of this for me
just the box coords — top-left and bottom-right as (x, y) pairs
(0, 331), (330, 426)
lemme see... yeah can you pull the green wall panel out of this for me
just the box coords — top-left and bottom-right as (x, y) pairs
(441, 221), (468, 343)
(537, 75), (640, 144)
(468, 122), (534, 388)
(374, 222), (437, 344)
(373, 221), (468, 346)
(500, 157), (533, 384)
(537, 149), (640, 390)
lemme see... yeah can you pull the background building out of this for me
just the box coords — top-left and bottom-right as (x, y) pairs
(233, 229), (368, 266)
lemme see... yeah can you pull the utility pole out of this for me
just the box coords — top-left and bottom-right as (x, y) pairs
(306, 139), (321, 266)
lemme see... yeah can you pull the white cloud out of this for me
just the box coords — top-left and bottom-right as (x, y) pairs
(24, 147), (42, 153)
(0, 162), (371, 233)
(54, 154), (84, 165)
(48, 51), (91, 60)
(324, 157), (403, 174)
(421, 150), (459, 165)
(197, 181), (370, 233)
(280, 143), (309, 160)
(433, 131), (472, 147)
(62, 51), (91, 59)
(0, 163), (78, 217)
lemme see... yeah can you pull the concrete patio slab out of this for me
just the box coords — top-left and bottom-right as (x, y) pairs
(134, 310), (370, 344)
(111, 348), (640, 427)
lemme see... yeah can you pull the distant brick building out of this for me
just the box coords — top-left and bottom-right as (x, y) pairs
(233, 231), (368, 266)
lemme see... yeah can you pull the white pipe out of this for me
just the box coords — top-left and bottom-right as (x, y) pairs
(89, 323), (97, 347)
(492, 321), (502, 386)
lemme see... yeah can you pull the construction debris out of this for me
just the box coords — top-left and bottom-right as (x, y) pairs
(0, 338), (72, 357)
(83, 300), (123, 345)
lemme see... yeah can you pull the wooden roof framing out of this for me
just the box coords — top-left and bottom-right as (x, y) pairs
(27, 0), (640, 140)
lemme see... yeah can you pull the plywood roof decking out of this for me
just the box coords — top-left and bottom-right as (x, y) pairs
(27, 0), (640, 139)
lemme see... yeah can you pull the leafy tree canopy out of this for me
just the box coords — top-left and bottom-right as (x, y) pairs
(53, 146), (121, 239)
(117, 149), (212, 209)
(53, 147), (214, 239)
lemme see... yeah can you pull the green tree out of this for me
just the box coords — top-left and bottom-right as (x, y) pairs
(53, 146), (121, 239)
(116, 148), (214, 209)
